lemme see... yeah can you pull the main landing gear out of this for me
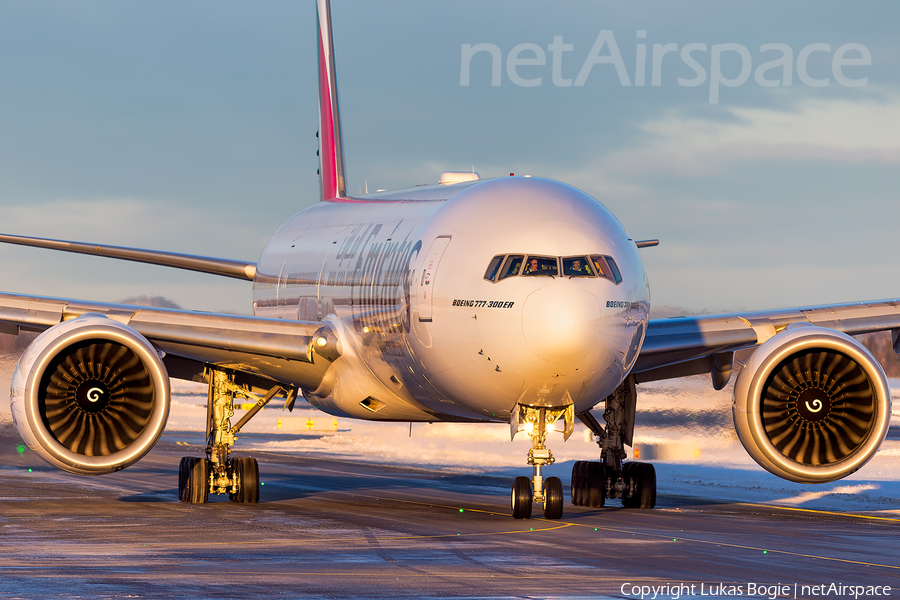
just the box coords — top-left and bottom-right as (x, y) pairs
(178, 367), (295, 504)
(509, 403), (574, 520)
(571, 376), (656, 510)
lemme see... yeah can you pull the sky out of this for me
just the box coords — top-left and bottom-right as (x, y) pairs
(0, 1), (898, 315)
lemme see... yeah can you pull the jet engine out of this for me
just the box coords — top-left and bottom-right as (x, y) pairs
(10, 314), (170, 475)
(733, 324), (891, 483)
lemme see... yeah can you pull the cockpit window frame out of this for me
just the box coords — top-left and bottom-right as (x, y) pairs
(483, 254), (505, 282)
(484, 252), (622, 284)
(605, 256), (623, 284)
(561, 255), (595, 278)
(522, 255), (559, 277)
(590, 254), (622, 285)
(498, 254), (524, 280)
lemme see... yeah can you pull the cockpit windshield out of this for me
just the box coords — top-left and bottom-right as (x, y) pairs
(484, 253), (622, 284)
(499, 255), (524, 280)
(562, 256), (592, 277)
(522, 256), (558, 277)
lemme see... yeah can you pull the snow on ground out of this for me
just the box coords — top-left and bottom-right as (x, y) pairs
(3, 352), (899, 515)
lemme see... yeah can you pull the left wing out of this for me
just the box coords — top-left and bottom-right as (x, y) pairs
(634, 298), (900, 384)
(631, 298), (899, 485)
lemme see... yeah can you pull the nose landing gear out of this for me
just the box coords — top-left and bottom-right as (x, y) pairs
(509, 404), (574, 520)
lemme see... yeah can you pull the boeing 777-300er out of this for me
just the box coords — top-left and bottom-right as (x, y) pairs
(3, 0), (896, 518)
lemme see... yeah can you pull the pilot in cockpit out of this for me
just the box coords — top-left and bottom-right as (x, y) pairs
(564, 257), (590, 277)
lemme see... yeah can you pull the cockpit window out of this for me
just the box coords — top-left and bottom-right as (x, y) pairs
(522, 256), (558, 276)
(591, 256), (608, 278)
(605, 256), (623, 284)
(562, 256), (593, 277)
(498, 254), (524, 280)
(590, 255), (622, 284)
(484, 253), (621, 284)
(484, 255), (504, 282)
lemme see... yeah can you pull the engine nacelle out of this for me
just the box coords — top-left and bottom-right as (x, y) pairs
(733, 324), (891, 483)
(10, 314), (170, 475)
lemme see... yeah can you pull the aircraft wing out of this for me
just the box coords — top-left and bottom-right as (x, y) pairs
(0, 232), (257, 280)
(0, 291), (335, 391)
(634, 298), (900, 382)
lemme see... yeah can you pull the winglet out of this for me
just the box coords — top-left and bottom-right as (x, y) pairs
(317, 0), (347, 201)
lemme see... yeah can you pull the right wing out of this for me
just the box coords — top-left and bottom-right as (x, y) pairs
(0, 232), (257, 281)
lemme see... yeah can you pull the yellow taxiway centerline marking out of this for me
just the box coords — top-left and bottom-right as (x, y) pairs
(333, 491), (900, 571)
(736, 502), (900, 522)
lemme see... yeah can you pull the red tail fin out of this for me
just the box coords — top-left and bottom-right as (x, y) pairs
(317, 0), (346, 201)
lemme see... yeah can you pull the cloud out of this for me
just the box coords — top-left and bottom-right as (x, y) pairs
(615, 94), (900, 177)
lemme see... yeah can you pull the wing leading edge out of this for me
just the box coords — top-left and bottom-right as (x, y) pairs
(0, 291), (332, 391)
(0, 233), (257, 281)
(635, 298), (900, 382)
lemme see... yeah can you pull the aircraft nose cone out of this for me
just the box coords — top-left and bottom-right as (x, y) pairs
(522, 285), (601, 363)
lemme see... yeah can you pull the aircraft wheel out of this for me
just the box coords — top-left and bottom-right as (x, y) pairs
(571, 461), (586, 506)
(543, 476), (564, 519)
(622, 462), (656, 509)
(230, 457), (260, 504)
(511, 476), (533, 519)
(178, 457), (208, 504)
(586, 461), (606, 508)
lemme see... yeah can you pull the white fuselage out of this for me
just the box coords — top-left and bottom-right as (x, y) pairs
(252, 177), (650, 423)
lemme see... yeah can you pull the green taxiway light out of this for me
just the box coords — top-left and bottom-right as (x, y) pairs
(459, 508), (463, 512)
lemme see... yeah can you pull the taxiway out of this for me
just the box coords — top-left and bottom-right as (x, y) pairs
(1, 425), (898, 599)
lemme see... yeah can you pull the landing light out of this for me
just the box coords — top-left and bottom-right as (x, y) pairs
(316, 336), (327, 347)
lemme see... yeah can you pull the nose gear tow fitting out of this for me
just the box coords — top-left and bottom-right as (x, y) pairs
(177, 367), (295, 504)
(509, 403), (574, 519)
(571, 375), (656, 510)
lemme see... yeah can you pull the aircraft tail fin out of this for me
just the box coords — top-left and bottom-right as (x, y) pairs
(317, 0), (347, 201)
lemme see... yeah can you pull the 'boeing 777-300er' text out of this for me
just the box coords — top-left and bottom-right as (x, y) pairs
(3, 0), (896, 518)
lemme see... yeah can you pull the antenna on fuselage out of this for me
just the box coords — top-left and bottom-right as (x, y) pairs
(316, 0), (347, 201)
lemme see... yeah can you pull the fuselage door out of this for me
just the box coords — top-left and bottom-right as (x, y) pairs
(417, 236), (451, 322)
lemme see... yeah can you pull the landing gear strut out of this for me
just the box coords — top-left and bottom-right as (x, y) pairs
(177, 367), (294, 504)
(509, 403), (574, 520)
(571, 376), (656, 509)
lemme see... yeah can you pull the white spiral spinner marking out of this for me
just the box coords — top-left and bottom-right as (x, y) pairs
(804, 398), (823, 413)
(87, 387), (105, 403)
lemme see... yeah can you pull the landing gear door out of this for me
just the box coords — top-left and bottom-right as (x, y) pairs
(417, 236), (451, 322)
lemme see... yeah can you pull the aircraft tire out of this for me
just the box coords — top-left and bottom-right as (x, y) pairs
(622, 462), (656, 509)
(543, 476), (564, 519)
(511, 476), (533, 519)
(178, 457), (209, 504)
(586, 461), (606, 508)
(230, 457), (260, 504)
(571, 461), (586, 506)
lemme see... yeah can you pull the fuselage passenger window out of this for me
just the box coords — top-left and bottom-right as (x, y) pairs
(484, 255), (504, 282)
(498, 254), (524, 280)
(562, 256), (594, 277)
(523, 256), (558, 276)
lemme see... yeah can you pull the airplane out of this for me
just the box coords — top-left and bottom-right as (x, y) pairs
(3, 0), (895, 519)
